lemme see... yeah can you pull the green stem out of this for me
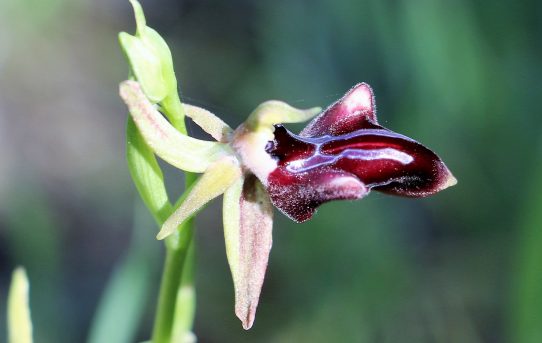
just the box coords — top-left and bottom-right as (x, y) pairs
(151, 217), (195, 343)
(152, 93), (198, 343)
(171, 238), (196, 342)
(162, 92), (187, 133)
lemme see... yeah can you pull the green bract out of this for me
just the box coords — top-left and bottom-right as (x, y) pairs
(126, 118), (172, 224)
(119, 0), (177, 103)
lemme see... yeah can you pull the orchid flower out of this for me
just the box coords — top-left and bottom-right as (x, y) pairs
(119, 0), (456, 331)
(119, 79), (456, 329)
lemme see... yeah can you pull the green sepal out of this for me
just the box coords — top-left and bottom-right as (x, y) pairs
(120, 81), (233, 173)
(157, 156), (242, 240)
(223, 176), (273, 330)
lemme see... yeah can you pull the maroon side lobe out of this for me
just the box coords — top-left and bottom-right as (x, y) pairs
(264, 83), (456, 222)
(301, 83), (377, 137)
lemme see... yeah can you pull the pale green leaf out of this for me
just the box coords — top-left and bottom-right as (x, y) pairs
(87, 203), (158, 343)
(126, 117), (171, 225)
(120, 80), (232, 173)
(8, 267), (33, 343)
(157, 156), (242, 240)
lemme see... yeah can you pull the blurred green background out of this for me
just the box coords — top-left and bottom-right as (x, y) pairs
(0, 0), (541, 342)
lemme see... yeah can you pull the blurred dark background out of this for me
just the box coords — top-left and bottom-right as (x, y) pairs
(0, 0), (541, 342)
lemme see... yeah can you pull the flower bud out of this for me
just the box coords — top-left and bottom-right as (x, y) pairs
(119, 0), (177, 103)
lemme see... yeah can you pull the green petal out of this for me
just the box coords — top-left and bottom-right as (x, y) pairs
(183, 104), (233, 142)
(8, 267), (33, 343)
(223, 175), (273, 330)
(157, 156), (242, 240)
(245, 100), (321, 132)
(120, 80), (232, 173)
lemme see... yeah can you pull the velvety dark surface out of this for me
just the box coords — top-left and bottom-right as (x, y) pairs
(265, 84), (453, 222)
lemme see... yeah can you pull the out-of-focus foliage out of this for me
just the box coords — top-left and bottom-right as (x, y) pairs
(0, 0), (540, 342)
(8, 268), (33, 343)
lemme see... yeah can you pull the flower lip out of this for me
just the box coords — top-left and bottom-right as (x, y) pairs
(301, 82), (377, 137)
(251, 82), (456, 222)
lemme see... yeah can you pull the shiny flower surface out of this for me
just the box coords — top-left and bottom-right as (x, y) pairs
(261, 83), (456, 222)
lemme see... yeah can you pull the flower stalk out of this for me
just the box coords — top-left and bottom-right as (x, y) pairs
(152, 218), (195, 343)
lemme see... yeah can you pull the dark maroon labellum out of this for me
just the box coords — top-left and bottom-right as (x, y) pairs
(264, 83), (456, 222)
